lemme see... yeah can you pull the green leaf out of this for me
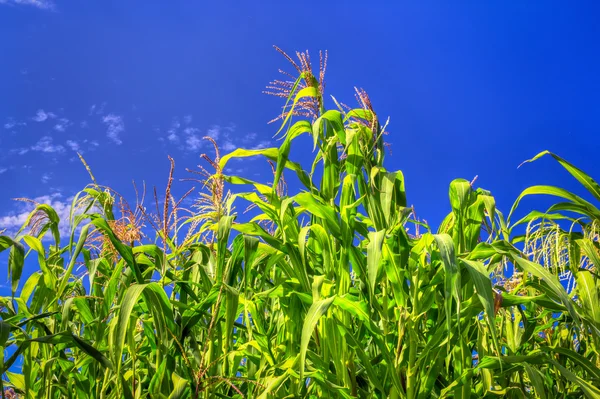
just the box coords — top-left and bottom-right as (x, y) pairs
(433, 234), (461, 334)
(0, 236), (25, 297)
(513, 257), (580, 323)
(509, 185), (600, 222)
(367, 230), (385, 295)
(461, 259), (500, 354)
(300, 296), (335, 383)
(521, 151), (600, 202)
(29, 332), (113, 370)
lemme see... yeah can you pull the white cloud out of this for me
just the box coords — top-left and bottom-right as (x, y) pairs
(0, 0), (55, 10)
(183, 127), (198, 135)
(0, 193), (76, 239)
(252, 140), (272, 150)
(243, 133), (257, 142)
(0, 167), (7, 174)
(183, 115), (193, 124)
(80, 121), (88, 128)
(103, 114), (124, 144)
(10, 147), (29, 156)
(4, 118), (26, 130)
(65, 139), (98, 155)
(222, 141), (236, 151)
(166, 118), (181, 142)
(31, 136), (64, 153)
(89, 102), (106, 116)
(54, 118), (72, 132)
(186, 134), (203, 151)
(207, 125), (221, 140)
(66, 140), (80, 151)
(41, 172), (52, 183)
(32, 109), (56, 122)
(181, 127), (203, 151)
(205, 123), (235, 144)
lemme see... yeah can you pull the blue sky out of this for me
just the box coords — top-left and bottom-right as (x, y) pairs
(1, 1), (600, 243)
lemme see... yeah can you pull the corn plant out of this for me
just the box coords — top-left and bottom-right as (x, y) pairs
(1, 48), (600, 398)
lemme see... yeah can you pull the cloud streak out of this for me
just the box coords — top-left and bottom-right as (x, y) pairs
(54, 118), (72, 132)
(32, 109), (57, 122)
(0, 0), (55, 10)
(103, 114), (124, 144)
(0, 193), (75, 238)
(31, 136), (65, 153)
(167, 118), (181, 142)
(4, 118), (26, 130)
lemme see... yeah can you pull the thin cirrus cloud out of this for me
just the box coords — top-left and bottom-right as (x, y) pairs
(167, 118), (182, 142)
(54, 118), (72, 132)
(31, 136), (65, 153)
(102, 114), (125, 145)
(251, 140), (271, 150)
(0, 0), (55, 10)
(160, 117), (228, 152)
(89, 103), (106, 116)
(41, 172), (52, 184)
(65, 140), (80, 152)
(183, 127), (203, 151)
(65, 139), (99, 154)
(161, 120), (271, 154)
(32, 109), (57, 122)
(0, 193), (75, 239)
(4, 118), (26, 130)
(222, 141), (236, 151)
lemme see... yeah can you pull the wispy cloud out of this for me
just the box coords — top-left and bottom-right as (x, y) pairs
(0, 167), (8, 174)
(102, 114), (124, 144)
(4, 118), (26, 130)
(31, 136), (65, 153)
(41, 172), (52, 184)
(222, 141), (236, 151)
(161, 121), (242, 154)
(0, 193), (75, 238)
(54, 117), (72, 132)
(32, 109), (56, 122)
(10, 147), (30, 156)
(0, 0), (55, 10)
(206, 125), (221, 140)
(206, 124), (236, 143)
(251, 140), (272, 150)
(89, 102), (106, 116)
(167, 118), (181, 142)
(185, 131), (203, 151)
(66, 140), (80, 151)
(65, 139), (99, 154)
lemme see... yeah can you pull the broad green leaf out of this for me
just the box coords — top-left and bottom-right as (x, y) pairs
(300, 296), (335, 382)
(522, 151), (600, 202)
(367, 230), (385, 295)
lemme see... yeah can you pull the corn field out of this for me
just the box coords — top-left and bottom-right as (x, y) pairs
(2, 49), (600, 398)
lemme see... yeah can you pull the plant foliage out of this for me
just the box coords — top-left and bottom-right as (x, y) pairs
(2, 48), (600, 398)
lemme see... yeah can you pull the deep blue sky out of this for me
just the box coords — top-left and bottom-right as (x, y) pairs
(1, 1), (600, 245)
